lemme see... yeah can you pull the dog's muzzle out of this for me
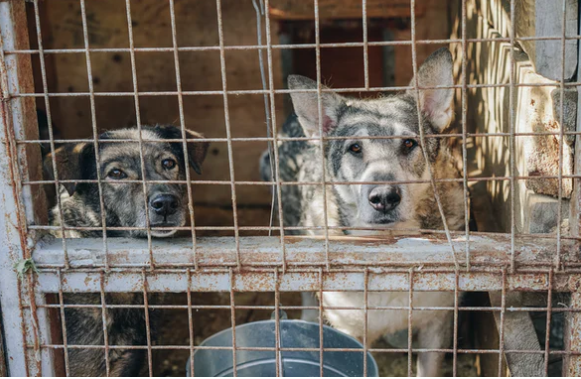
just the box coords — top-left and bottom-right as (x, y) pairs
(148, 193), (183, 237)
(368, 186), (401, 213)
(360, 183), (402, 224)
(150, 194), (179, 217)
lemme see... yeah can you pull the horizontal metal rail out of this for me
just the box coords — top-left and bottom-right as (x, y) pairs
(32, 235), (581, 293)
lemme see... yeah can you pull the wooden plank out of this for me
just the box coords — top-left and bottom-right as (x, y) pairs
(269, 0), (423, 20)
(572, 13), (581, 240)
(565, 292), (581, 376)
(489, 292), (544, 376)
(451, 0), (574, 232)
(478, 0), (578, 81)
(567, 17), (581, 378)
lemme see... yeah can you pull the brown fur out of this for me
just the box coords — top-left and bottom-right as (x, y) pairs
(47, 125), (208, 376)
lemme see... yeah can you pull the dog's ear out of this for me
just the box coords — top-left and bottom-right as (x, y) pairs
(43, 143), (95, 195)
(288, 75), (345, 139)
(407, 48), (454, 131)
(154, 125), (210, 175)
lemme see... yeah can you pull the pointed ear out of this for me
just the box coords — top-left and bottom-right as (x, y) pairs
(43, 143), (95, 195)
(153, 125), (209, 175)
(288, 75), (345, 138)
(407, 48), (454, 130)
(182, 129), (209, 175)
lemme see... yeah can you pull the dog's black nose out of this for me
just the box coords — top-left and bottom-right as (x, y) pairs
(368, 187), (401, 212)
(150, 194), (179, 216)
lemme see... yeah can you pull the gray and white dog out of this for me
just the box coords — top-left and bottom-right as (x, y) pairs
(260, 48), (464, 376)
(47, 125), (208, 376)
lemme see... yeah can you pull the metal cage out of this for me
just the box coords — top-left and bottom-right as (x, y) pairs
(0, 0), (580, 376)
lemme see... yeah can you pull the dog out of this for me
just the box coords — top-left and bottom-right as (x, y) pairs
(46, 125), (209, 376)
(260, 48), (464, 376)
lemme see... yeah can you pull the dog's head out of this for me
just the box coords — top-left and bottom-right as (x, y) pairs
(50, 125), (208, 238)
(289, 48), (454, 227)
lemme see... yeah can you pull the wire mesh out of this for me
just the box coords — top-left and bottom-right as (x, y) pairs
(0, 0), (578, 377)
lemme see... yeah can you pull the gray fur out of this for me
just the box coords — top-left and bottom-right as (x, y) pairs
(48, 125), (209, 376)
(260, 48), (465, 376)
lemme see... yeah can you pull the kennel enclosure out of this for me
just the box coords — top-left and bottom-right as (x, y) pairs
(0, 0), (580, 376)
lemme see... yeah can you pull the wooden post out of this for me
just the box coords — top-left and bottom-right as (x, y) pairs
(564, 10), (581, 375)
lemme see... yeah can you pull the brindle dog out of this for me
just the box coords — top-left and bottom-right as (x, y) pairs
(46, 125), (208, 376)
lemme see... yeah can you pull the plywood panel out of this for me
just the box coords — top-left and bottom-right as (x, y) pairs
(270, 0), (422, 20)
(37, 0), (283, 208)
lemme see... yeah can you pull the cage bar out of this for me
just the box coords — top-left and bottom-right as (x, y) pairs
(0, 0), (579, 376)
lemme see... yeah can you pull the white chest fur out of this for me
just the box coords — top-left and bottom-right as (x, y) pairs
(321, 290), (455, 344)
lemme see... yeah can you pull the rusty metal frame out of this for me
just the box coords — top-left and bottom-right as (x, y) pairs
(0, 0), (579, 377)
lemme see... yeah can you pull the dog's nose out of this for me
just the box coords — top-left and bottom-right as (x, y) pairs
(368, 187), (401, 212)
(150, 194), (179, 216)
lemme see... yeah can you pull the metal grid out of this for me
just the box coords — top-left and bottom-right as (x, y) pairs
(0, 0), (578, 377)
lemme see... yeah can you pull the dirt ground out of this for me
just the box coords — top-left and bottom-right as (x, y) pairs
(150, 292), (479, 377)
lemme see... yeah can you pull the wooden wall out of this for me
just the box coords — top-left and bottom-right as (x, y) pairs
(449, 0), (576, 234)
(30, 0), (452, 232)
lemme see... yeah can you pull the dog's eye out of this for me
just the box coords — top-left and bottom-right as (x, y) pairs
(403, 139), (418, 151)
(108, 169), (127, 180)
(162, 159), (177, 170)
(348, 143), (362, 155)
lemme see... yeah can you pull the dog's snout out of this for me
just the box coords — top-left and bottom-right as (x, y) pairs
(150, 194), (179, 216)
(368, 186), (401, 212)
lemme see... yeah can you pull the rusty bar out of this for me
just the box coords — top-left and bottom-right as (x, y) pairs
(251, 0), (277, 240)
(229, 268), (238, 377)
(566, 292), (581, 375)
(124, 0), (155, 270)
(508, 0), (516, 274)
(31, 234), (578, 269)
(453, 270), (459, 377)
(497, 269), (507, 376)
(23, 342), (581, 355)
(187, 269), (195, 377)
(460, 0), (470, 271)
(318, 268), (324, 377)
(313, 0), (332, 269)
(168, 0), (199, 270)
(544, 269), (554, 375)
(30, 0), (69, 264)
(25, 271), (42, 374)
(362, 0), (369, 90)
(6, 35), (581, 56)
(14, 129), (581, 145)
(263, 0), (287, 271)
(24, 302), (581, 314)
(555, 0), (568, 270)
(79, 0), (110, 268)
(274, 268), (282, 377)
(56, 269), (70, 376)
(21, 223), (581, 238)
(407, 269), (414, 376)
(12, 81), (581, 98)
(142, 270), (153, 376)
(99, 271), (111, 376)
(409, 0), (459, 270)
(215, 0), (242, 268)
(21, 172), (581, 188)
(363, 269), (369, 377)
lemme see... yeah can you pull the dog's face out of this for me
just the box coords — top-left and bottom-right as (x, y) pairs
(70, 125), (208, 238)
(289, 48), (454, 227)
